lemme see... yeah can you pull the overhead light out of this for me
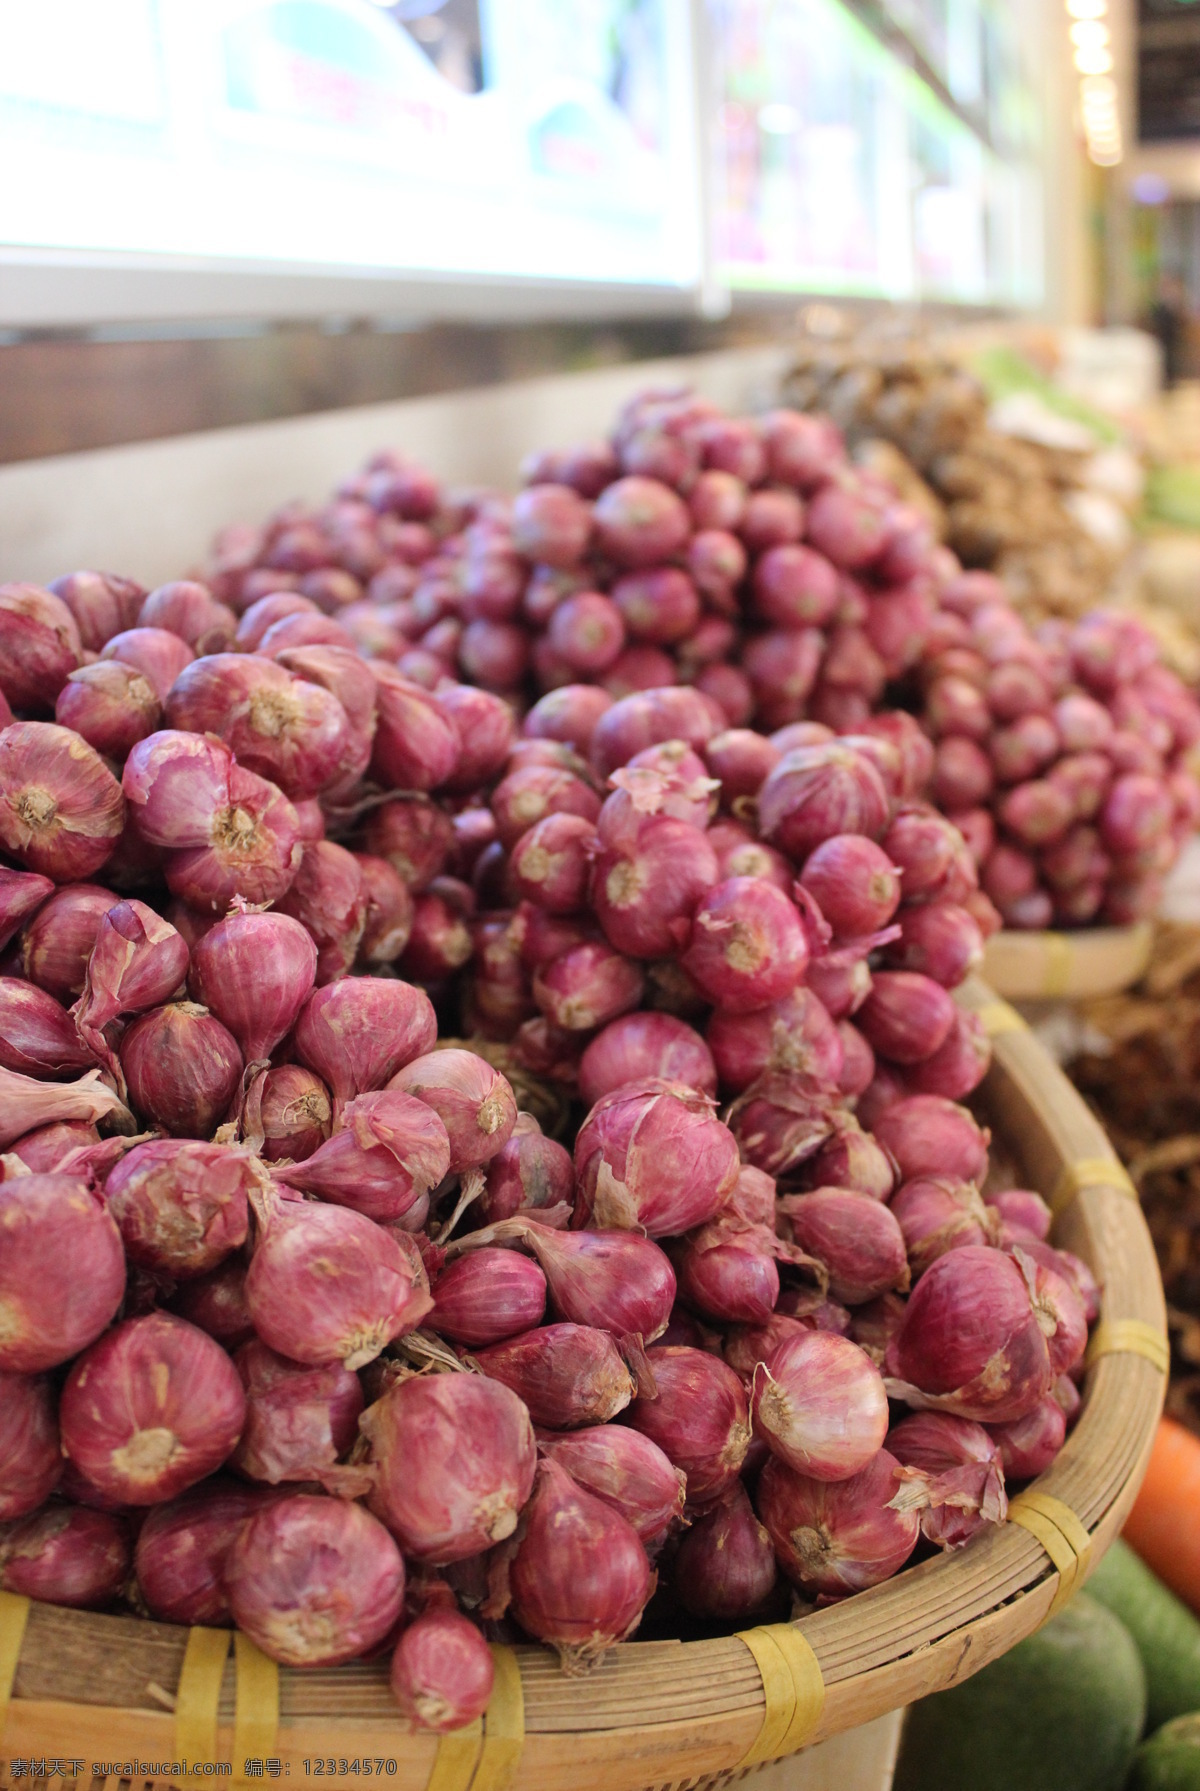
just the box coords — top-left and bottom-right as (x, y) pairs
(1074, 44), (1114, 73)
(1070, 19), (1109, 47)
(1066, 0), (1107, 14)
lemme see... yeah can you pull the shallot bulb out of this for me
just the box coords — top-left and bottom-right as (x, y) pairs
(190, 904), (317, 1068)
(0, 866), (54, 953)
(591, 815), (718, 960)
(0, 978), (94, 1077)
(751, 1330), (889, 1481)
(579, 1011), (716, 1108)
(0, 1371), (62, 1518)
(627, 1345), (750, 1503)
(164, 760), (302, 914)
(673, 1218), (780, 1325)
(293, 977), (437, 1113)
(887, 1411), (1007, 1549)
(0, 1173), (125, 1371)
(101, 627), (194, 700)
(273, 841), (367, 984)
(511, 812), (598, 914)
(890, 1177), (997, 1277)
(0, 582), (82, 711)
(798, 835), (901, 937)
(388, 1049), (516, 1173)
(707, 987), (843, 1094)
(170, 1255), (255, 1350)
(511, 1223), (676, 1340)
(273, 1089), (450, 1222)
(858, 972), (955, 1066)
(474, 1323), (634, 1428)
(725, 1072), (837, 1179)
(541, 1425), (685, 1544)
(49, 569), (144, 652)
(362, 1370), (536, 1561)
(364, 797), (455, 892)
(508, 1457), (653, 1671)
(0, 722), (124, 881)
(573, 1077), (739, 1235)
(886, 1245), (1052, 1423)
(871, 1096), (990, 1185)
(254, 1065), (332, 1164)
(73, 900), (189, 1066)
(165, 654), (353, 800)
(391, 1608), (496, 1731)
(758, 743), (889, 860)
(803, 1116), (896, 1200)
(673, 1481), (779, 1622)
(21, 882), (117, 1001)
(140, 580), (237, 654)
(104, 1139), (254, 1278)
(371, 667), (460, 791)
(683, 877), (809, 1013)
(532, 940), (645, 1032)
(0, 1504), (130, 1608)
(120, 1002), (243, 1137)
(987, 1395), (1066, 1481)
(906, 1009), (991, 1101)
(227, 1495), (405, 1667)
(779, 1190), (908, 1305)
(246, 1188), (432, 1370)
(134, 1479), (275, 1624)
(757, 1449), (920, 1596)
(230, 1341), (364, 1484)
(55, 660), (161, 758)
(355, 854), (414, 966)
(431, 1249), (548, 1346)
(479, 1120), (574, 1225)
(59, 1313), (246, 1504)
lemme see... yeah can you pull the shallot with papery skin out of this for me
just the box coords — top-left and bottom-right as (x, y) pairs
(21, 882), (117, 1001)
(890, 1177), (997, 1277)
(251, 1065), (331, 1164)
(987, 1396), (1065, 1480)
(431, 1248), (548, 1346)
(0, 1173), (125, 1371)
(707, 986), (843, 1095)
(986, 1187), (1052, 1242)
(355, 854), (414, 966)
(273, 1089), (450, 1223)
(673, 1217), (780, 1325)
(573, 1077), (739, 1236)
(887, 1412), (1007, 1549)
(803, 1116), (895, 1201)
(364, 797), (455, 892)
(389, 1048), (516, 1172)
(0, 583), (82, 711)
(906, 1010), (991, 1101)
(60, 1313), (246, 1504)
(0, 867), (54, 954)
(501, 1222), (676, 1340)
(779, 1191), (908, 1306)
(55, 660), (161, 758)
(858, 972), (955, 1066)
(0, 1371), (62, 1518)
(165, 761), (302, 915)
(508, 1456), (654, 1672)
(0, 1504), (130, 1608)
(139, 580), (236, 654)
(72, 899), (188, 1070)
(886, 1245), (1052, 1423)
(134, 1479), (276, 1624)
(682, 876), (808, 1013)
(870, 1096), (990, 1185)
(591, 816), (717, 961)
(104, 1139), (253, 1278)
(884, 904), (983, 990)
(246, 1185), (432, 1370)
(798, 836), (901, 937)
(362, 1370), (536, 1562)
(370, 667), (460, 791)
(751, 1330), (889, 1480)
(673, 1481), (779, 1622)
(170, 1255), (255, 1350)
(578, 1011), (716, 1108)
(189, 904), (317, 1069)
(0, 978), (93, 1077)
(533, 940), (645, 1032)
(391, 1608), (496, 1732)
(757, 1448), (920, 1597)
(230, 1340), (363, 1484)
(725, 1072), (837, 1180)
(0, 722), (125, 882)
(474, 1323), (634, 1428)
(49, 569), (144, 652)
(293, 977), (437, 1114)
(541, 1425), (686, 1545)
(101, 627), (193, 700)
(627, 1345), (750, 1503)
(758, 744), (889, 861)
(276, 841), (367, 984)
(0, 1064), (132, 1152)
(479, 1119), (574, 1226)
(120, 1002), (242, 1137)
(227, 1494), (405, 1668)
(512, 812), (598, 914)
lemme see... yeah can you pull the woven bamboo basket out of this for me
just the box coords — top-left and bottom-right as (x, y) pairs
(0, 976), (1166, 1791)
(981, 922), (1154, 1003)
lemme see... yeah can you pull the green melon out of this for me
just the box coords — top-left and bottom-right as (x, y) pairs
(1129, 1712), (1200, 1791)
(1088, 1540), (1200, 1732)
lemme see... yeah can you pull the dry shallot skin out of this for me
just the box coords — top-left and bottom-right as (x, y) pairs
(0, 1173), (125, 1373)
(0, 1370), (63, 1518)
(293, 976), (437, 1116)
(388, 1048), (517, 1172)
(362, 1370), (536, 1562)
(119, 1001), (243, 1138)
(103, 1140), (255, 1279)
(886, 1245), (1053, 1424)
(509, 1456), (654, 1672)
(101, 627), (195, 701)
(59, 1313), (246, 1505)
(134, 1478), (277, 1624)
(0, 1063), (132, 1154)
(572, 1077), (740, 1237)
(230, 1340), (363, 1484)
(779, 1190), (908, 1306)
(540, 1425), (686, 1545)
(987, 1395), (1066, 1481)
(55, 660), (161, 759)
(0, 583), (83, 711)
(227, 1494), (406, 1669)
(532, 939), (644, 1033)
(391, 1607), (496, 1733)
(627, 1344), (751, 1504)
(169, 1255), (255, 1351)
(272, 1088), (451, 1223)
(887, 1411), (1007, 1550)
(479, 1121), (575, 1226)
(73, 900), (189, 1059)
(757, 1448), (920, 1598)
(274, 841), (367, 985)
(673, 1480), (780, 1623)
(431, 1249), (548, 1346)
(355, 854), (415, 966)
(707, 986), (844, 1096)
(724, 1071), (839, 1181)
(0, 722), (125, 882)
(246, 1191), (432, 1371)
(870, 1096), (990, 1186)
(682, 876), (809, 1014)
(473, 1323), (635, 1429)
(49, 570), (145, 653)
(0, 977), (93, 1077)
(751, 1330), (889, 1482)
(122, 729), (235, 847)
(0, 1503), (130, 1608)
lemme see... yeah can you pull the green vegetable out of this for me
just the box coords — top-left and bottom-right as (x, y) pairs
(893, 1593), (1146, 1791)
(1087, 1539), (1200, 1731)
(1130, 1713), (1200, 1791)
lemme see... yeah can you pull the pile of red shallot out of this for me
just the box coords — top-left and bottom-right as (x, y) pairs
(203, 388), (1200, 932)
(0, 515), (1100, 1723)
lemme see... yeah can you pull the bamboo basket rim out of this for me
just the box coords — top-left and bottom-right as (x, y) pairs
(981, 921), (1154, 1002)
(0, 976), (1167, 1791)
